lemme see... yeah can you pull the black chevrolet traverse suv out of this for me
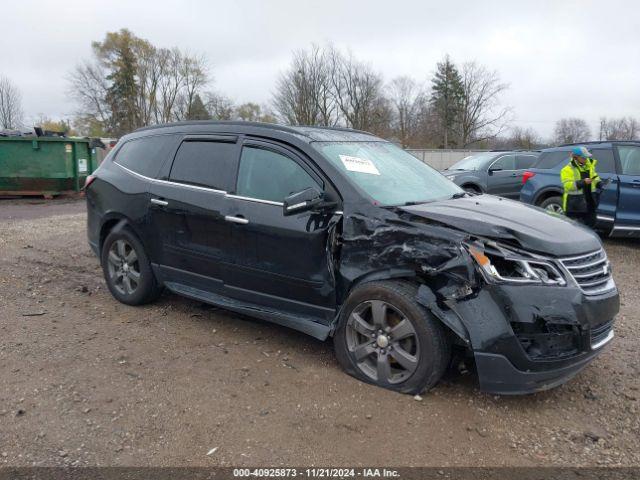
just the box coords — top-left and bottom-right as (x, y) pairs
(86, 121), (619, 395)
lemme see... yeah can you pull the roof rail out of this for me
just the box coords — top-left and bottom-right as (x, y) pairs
(133, 120), (374, 138)
(134, 120), (302, 135)
(557, 140), (640, 147)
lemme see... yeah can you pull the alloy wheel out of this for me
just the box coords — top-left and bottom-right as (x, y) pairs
(106, 239), (141, 295)
(345, 300), (420, 385)
(545, 203), (563, 214)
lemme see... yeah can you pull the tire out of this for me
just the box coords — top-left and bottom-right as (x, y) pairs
(334, 280), (451, 395)
(539, 195), (564, 214)
(101, 226), (161, 305)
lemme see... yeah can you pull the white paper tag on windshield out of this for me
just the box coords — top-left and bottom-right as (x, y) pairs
(339, 155), (380, 175)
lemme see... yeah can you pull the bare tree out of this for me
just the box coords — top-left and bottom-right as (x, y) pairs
(507, 126), (542, 149)
(554, 118), (591, 144)
(273, 45), (338, 126)
(387, 76), (425, 147)
(0, 75), (25, 129)
(205, 92), (235, 120)
(599, 116), (639, 140)
(234, 103), (277, 123)
(134, 40), (163, 126)
(329, 48), (385, 131)
(458, 62), (510, 146)
(174, 53), (209, 121)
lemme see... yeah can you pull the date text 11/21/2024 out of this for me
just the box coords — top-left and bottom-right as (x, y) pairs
(232, 468), (400, 478)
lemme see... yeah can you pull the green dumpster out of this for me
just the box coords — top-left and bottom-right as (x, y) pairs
(0, 136), (98, 197)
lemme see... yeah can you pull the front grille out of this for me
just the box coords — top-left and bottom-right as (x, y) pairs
(590, 319), (614, 348)
(559, 248), (615, 295)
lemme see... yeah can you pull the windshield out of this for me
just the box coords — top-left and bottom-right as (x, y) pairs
(448, 153), (499, 171)
(313, 141), (462, 206)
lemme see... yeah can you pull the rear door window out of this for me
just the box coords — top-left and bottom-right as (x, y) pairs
(516, 154), (539, 170)
(236, 146), (321, 203)
(114, 135), (175, 178)
(169, 140), (237, 190)
(590, 149), (616, 174)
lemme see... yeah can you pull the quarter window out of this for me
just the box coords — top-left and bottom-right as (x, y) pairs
(169, 140), (237, 190)
(114, 135), (175, 178)
(534, 151), (570, 169)
(516, 154), (539, 170)
(236, 147), (320, 203)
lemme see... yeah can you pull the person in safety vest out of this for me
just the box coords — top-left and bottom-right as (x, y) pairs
(560, 146), (601, 227)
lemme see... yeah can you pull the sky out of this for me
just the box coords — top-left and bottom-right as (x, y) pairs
(2, 0), (639, 140)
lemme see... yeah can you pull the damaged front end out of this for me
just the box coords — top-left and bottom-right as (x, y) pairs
(335, 200), (619, 395)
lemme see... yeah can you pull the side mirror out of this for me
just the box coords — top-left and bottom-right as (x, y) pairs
(488, 166), (502, 175)
(283, 187), (326, 216)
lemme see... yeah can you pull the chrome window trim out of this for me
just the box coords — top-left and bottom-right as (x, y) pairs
(114, 162), (227, 195)
(115, 161), (336, 209)
(225, 194), (284, 207)
(612, 225), (640, 231)
(597, 215), (615, 223)
(488, 154), (517, 172)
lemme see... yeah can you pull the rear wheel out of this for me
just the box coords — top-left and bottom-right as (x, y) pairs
(101, 227), (161, 305)
(539, 195), (563, 214)
(334, 281), (451, 394)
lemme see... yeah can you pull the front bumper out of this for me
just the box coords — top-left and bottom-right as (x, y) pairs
(475, 330), (613, 394)
(449, 283), (619, 395)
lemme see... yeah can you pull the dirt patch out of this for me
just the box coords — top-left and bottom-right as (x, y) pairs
(0, 195), (85, 221)
(0, 212), (638, 467)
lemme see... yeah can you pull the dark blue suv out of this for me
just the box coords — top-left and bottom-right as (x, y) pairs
(520, 141), (640, 237)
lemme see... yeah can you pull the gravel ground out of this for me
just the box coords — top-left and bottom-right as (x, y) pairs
(0, 198), (638, 467)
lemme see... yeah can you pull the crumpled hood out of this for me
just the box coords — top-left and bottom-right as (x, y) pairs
(400, 194), (602, 257)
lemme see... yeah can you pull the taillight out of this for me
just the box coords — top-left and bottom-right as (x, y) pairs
(522, 171), (536, 185)
(83, 175), (96, 190)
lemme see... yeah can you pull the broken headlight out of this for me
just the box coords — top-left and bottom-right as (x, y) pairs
(467, 243), (566, 286)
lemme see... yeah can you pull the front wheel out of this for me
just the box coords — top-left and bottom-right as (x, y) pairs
(334, 281), (451, 394)
(539, 196), (564, 214)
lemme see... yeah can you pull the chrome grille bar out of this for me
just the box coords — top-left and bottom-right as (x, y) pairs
(559, 248), (615, 296)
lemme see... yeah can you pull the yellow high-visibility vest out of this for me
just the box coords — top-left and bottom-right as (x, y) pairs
(560, 158), (600, 211)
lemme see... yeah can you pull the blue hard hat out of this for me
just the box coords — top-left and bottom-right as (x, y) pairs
(572, 146), (592, 158)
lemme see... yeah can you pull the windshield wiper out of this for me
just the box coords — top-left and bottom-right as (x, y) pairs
(401, 200), (432, 206)
(450, 192), (467, 199)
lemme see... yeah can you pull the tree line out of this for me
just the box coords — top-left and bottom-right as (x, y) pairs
(0, 29), (638, 149)
(272, 47), (511, 149)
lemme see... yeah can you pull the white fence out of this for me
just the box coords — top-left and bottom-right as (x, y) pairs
(406, 149), (488, 170)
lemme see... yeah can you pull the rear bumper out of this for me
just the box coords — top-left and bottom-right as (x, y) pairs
(475, 330), (613, 395)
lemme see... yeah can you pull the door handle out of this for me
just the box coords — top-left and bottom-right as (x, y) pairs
(225, 215), (249, 225)
(511, 173), (518, 177)
(150, 198), (168, 206)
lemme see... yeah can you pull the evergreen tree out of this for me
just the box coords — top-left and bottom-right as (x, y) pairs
(93, 29), (140, 136)
(430, 55), (464, 148)
(186, 94), (210, 120)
